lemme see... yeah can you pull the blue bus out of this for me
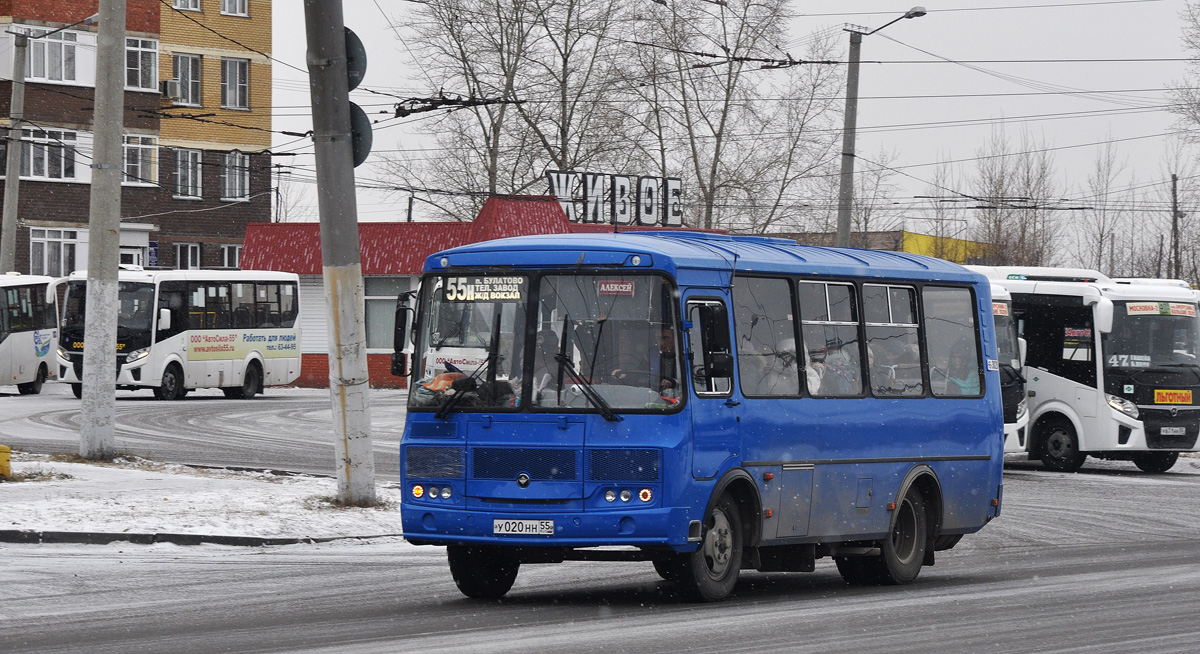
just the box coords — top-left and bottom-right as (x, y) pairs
(396, 232), (1004, 601)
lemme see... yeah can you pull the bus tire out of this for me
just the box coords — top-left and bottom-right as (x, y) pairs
(836, 487), (929, 586)
(225, 362), (261, 399)
(154, 364), (184, 401)
(71, 383), (82, 399)
(1132, 451), (1178, 473)
(446, 545), (519, 599)
(1039, 417), (1085, 472)
(670, 493), (742, 602)
(17, 366), (46, 395)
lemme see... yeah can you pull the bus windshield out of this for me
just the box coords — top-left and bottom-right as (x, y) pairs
(408, 273), (682, 413)
(1104, 301), (1200, 375)
(61, 281), (156, 341)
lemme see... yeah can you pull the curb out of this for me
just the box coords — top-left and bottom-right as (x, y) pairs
(0, 529), (403, 546)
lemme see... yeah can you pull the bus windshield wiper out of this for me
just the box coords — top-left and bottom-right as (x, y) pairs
(434, 312), (501, 419)
(554, 316), (621, 422)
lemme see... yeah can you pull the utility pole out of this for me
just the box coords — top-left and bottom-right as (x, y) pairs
(304, 0), (376, 506)
(80, 0), (126, 460)
(0, 31), (27, 273)
(1171, 173), (1181, 279)
(835, 30), (862, 249)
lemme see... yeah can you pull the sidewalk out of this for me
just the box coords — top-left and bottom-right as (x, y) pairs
(1, 452), (405, 546)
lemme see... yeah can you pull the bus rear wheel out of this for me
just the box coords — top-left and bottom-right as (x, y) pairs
(668, 493), (742, 602)
(836, 487), (928, 586)
(446, 545), (520, 599)
(17, 366), (46, 395)
(1039, 418), (1085, 472)
(223, 362), (261, 399)
(1132, 451), (1178, 473)
(154, 364), (184, 401)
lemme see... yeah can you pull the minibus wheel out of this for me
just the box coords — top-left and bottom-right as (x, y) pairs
(447, 545), (520, 599)
(1132, 451), (1178, 474)
(671, 493), (742, 601)
(70, 383), (82, 399)
(154, 364), (183, 401)
(1039, 418), (1085, 472)
(17, 366), (46, 395)
(836, 487), (928, 586)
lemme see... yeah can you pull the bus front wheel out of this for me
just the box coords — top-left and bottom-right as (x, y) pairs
(669, 493), (743, 601)
(1132, 451), (1178, 473)
(1039, 418), (1085, 472)
(17, 366), (46, 395)
(446, 545), (519, 599)
(154, 364), (184, 401)
(70, 383), (82, 399)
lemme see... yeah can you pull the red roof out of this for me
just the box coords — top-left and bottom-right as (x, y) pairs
(241, 195), (702, 275)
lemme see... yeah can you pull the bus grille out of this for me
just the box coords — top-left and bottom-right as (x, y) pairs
(473, 448), (576, 480)
(406, 446), (465, 478)
(589, 449), (660, 482)
(1140, 409), (1200, 449)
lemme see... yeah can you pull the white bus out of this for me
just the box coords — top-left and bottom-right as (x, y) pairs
(973, 266), (1200, 473)
(990, 282), (1029, 453)
(1, 273), (58, 395)
(57, 269), (301, 400)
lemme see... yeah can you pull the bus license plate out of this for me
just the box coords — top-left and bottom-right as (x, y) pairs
(494, 519), (554, 535)
(1161, 427), (1187, 436)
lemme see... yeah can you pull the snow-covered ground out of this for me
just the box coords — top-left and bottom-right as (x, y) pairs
(2, 451), (405, 539)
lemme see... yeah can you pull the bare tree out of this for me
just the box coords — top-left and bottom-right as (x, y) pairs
(1075, 139), (1128, 272)
(969, 129), (1062, 265)
(850, 147), (903, 248)
(273, 169), (316, 223)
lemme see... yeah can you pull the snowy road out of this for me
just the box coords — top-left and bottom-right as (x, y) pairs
(5, 465), (1200, 652)
(0, 384), (408, 478)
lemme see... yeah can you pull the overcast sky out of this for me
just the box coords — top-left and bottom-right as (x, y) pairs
(271, 0), (1195, 227)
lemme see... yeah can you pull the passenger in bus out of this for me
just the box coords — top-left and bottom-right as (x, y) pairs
(947, 345), (980, 395)
(806, 346), (826, 394)
(820, 344), (859, 395)
(868, 344), (899, 395)
(531, 328), (559, 400)
(613, 325), (677, 394)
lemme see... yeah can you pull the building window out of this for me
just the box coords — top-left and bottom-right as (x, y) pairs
(175, 149), (202, 198)
(172, 53), (202, 105)
(123, 135), (158, 185)
(20, 129), (77, 181)
(221, 0), (249, 16)
(126, 38), (159, 90)
(219, 151), (250, 200)
(26, 31), (77, 82)
(221, 58), (249, 109)
(364, 277), (411, 349)
(221, 245), (242, 269)
(173, 0), (201, 10)
(176, 243), (201, 270)
(30, 229), (79, 277)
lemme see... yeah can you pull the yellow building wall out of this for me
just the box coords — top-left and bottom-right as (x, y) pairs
(900, 232), (987, 264)
(157, 0), (272, 150)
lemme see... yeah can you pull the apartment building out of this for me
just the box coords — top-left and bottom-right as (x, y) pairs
(0, 0), (271, 275)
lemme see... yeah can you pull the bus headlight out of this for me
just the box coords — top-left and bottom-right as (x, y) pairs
(57, 347), (69, 360)
(1016, 398), (1028, 420)
(1106, 394), (1139, 419)
(125, 348), (150, 362)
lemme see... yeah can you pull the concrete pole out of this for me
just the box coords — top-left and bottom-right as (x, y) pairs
(303, 0), (375, 506)
(1, 32), (27, 273)
(835, 31), (862, 248)
(1171, 173), (1181, 279)
(80, 0), (126, 460)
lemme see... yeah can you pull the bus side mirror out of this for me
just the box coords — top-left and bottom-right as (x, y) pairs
(1094, 297), (1114, 334)
(707, 352), (734, 378)
(158, 308), (171, 332)
(392, 302), (412, 377)
(1018, 337), (1027, 367)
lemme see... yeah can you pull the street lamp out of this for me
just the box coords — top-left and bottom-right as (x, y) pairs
(834, 7), (926, 248)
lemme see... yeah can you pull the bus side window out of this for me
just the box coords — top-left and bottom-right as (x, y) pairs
(687, 300), (733, 395)
(157, 281), (188, 342)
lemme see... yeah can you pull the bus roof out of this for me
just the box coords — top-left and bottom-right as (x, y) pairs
(0, 273), (56, 288)
(64, 269), (299, 284)
(426, 232), (984, 285)
(967, 265), (1112, 284)
(970, 265), (1199, 303)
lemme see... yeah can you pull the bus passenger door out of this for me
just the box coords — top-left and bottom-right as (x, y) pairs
(685, 296), (740, 478)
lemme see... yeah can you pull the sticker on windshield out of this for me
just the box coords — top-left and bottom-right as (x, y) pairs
(1155, 389), (1192, 404)
(443, 276), (524, 302)
(992, 302), (1009, 316)
(1126, 302), (1197, 317)
(598, 280), (635, 296)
